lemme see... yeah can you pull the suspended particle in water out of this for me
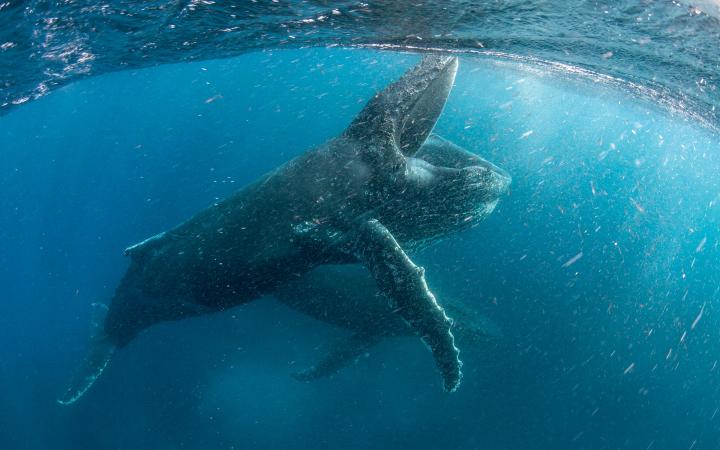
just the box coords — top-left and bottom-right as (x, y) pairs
(562, 252), (583, 268)
(623, 362), (635, 375)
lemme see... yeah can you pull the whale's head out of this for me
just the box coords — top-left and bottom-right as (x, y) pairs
(378, 134), (511, 246)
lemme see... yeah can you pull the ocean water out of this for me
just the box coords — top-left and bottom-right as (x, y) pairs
(2, 1), (720, 129)
(2, 3), (720, 450)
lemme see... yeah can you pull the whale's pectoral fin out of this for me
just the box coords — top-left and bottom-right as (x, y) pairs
(345, 55), (458, 159)
(57, 303), (116, 405)
(292, 332), (382, 381)
(349, 219), (462, 392)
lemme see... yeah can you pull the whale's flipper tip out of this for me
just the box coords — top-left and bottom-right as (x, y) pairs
(57, 303), (116, 405)
(345, 54), (458, 157)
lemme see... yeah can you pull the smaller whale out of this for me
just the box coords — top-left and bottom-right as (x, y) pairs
(274, 264), (502, 381)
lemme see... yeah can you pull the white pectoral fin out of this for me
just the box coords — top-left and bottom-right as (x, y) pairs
(57, 303), (116, 405)
(351, 219), (462, 392)
(293, 333), (382, 381)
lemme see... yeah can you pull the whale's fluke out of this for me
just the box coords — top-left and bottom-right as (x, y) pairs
(57, 303), (116, 405)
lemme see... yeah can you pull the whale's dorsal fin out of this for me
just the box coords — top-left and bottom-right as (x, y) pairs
(124, 231), (166, 258)
(344, 55), (458, 157)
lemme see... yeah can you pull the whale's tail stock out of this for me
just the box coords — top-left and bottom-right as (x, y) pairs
(57, 303), (116, 405)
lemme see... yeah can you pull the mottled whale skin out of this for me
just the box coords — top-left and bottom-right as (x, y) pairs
(58, 56), (511, 404)
(274, 264), (502, 381)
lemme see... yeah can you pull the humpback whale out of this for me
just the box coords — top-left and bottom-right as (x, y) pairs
(58, 55), (511, 404)
(274, 264), (502, 381)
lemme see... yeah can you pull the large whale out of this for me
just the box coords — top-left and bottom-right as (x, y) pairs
(58, 55), (511, 404)
(274, 263), (502, 381)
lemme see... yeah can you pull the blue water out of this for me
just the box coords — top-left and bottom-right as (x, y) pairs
(2, 16), (720, 450)
(2, 1), (720, 131)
